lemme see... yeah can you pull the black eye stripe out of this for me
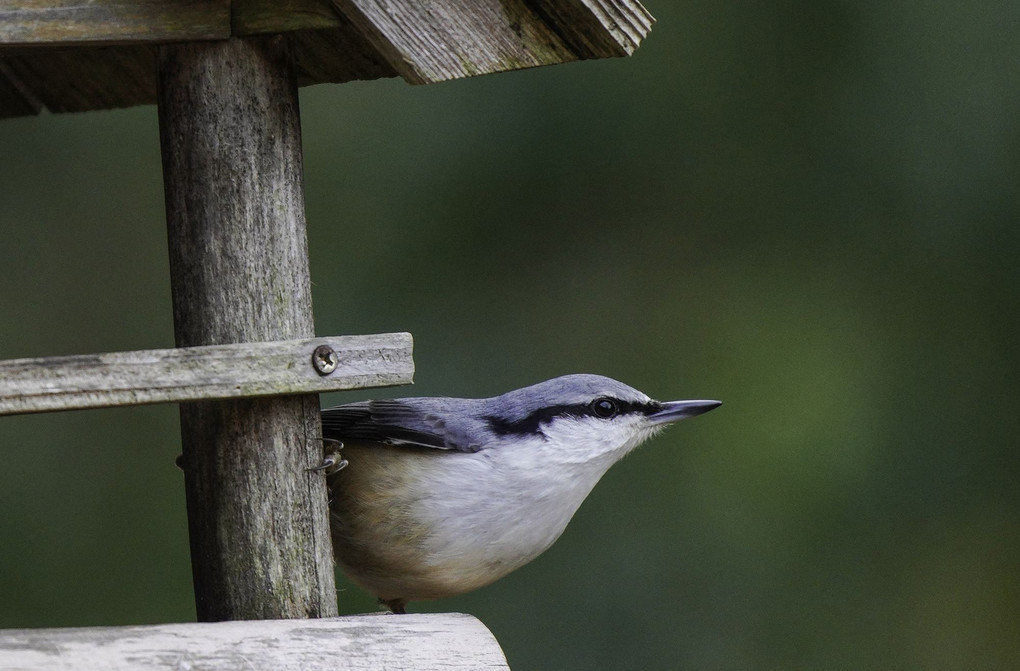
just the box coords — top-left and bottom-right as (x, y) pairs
(485, 399), (659, 437)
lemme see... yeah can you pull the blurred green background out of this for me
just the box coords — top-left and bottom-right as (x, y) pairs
(1, 2), (1018, 669)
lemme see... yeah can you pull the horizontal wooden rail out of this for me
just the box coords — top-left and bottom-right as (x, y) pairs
(0, 613), (509, 670)
(0, 333), (413, 415)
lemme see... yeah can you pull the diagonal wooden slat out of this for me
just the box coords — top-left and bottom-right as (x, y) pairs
(330, 0), (653, 84)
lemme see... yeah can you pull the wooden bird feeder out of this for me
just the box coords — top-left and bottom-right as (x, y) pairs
(0, 1), (653, 667)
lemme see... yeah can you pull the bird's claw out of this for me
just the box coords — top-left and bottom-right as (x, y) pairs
(309, 439), (348, 474)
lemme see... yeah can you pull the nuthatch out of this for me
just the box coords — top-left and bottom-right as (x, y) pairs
(319, 373), (720, 613)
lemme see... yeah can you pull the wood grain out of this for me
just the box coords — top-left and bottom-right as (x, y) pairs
(0, 334), (414, 415)
(0, 0), (230, 45)
(330, 0), (653, 83)
(0, 613), (510, 670)
(0, 0), (653, 117)
(234, 0), (346, 35)
(157, 35), (337, 622)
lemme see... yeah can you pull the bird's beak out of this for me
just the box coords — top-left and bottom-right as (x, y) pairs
(648, 399), (722, 425)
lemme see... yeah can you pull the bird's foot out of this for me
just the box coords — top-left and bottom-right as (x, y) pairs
(379, 597), (407, 614)
(308, 438), (348, 474)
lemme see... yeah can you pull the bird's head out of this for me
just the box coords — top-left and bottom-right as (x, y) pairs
(481, 374), (721, 467)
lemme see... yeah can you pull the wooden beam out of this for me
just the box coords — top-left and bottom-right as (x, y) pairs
(329, 0), (654, 84)
(0, 0), (354, 46)
(0, 0), (231, 46)
(529, 0), (655, 57)
(157, 35), (336, 622)
(0, 614), (510, 670)
(0, 334), (413, 416)
(233, 0), (345, 36)
(330, 0), (575, 84)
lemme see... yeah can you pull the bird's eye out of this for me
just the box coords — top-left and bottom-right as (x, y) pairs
(591, 397), (618, 418)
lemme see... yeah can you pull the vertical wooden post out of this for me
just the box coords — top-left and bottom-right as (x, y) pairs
(156, 36), (337, 621)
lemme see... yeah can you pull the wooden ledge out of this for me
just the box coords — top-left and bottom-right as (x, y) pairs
(0, 613), (510, 670)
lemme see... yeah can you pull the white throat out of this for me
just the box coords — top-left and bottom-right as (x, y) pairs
(409, 417), (661, 581)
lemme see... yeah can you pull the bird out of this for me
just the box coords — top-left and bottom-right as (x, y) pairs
(317, 373), (720, 613)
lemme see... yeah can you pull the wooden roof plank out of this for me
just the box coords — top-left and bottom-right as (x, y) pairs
(0, 0), (654, 116)
(0, 45), (157, 113)
(533, 0), (655, 57)
(0, 60), (42, 117)
(0, 0), (231, 47)
(289, 24), (398, 87)
(233, 0), (346, 36)
(331, 0), (581, 84)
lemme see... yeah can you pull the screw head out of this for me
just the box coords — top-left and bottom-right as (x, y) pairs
(312, 344), (339, 376)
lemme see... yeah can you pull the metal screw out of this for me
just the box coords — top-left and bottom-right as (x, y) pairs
(312, 344), (339, 376)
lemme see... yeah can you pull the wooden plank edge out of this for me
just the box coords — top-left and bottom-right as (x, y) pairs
(0, 0), (654, 53)
(0, 0), (349, 47)
(328, 0), (655, 86)
(530, 0), (655, 59)
(0, 613), (510, 670)
(0, 1), (232, 47)
(233, 0), (347, 36)
(0, 333), (414, 416)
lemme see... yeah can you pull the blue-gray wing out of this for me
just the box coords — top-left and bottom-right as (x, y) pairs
(320, 399), (487, 452)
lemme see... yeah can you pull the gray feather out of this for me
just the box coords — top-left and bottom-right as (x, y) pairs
(320, 374), (651, 453)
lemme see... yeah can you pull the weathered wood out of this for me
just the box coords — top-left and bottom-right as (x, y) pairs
(0, 45), (159, 115)
(331, 0), (575, 84)
(529, 0), (655, 57)
(0, 0), (653, 52)
(0, 0), (653, 118)
(158, 35), (337, 622)
(288, 24), (397, 87)
(0, 614), (511, 670)
(330, 0), (653, 84)
(234, 0), (345, 36)
(0, 0), (355, 46)
(0, 26), (395, 119)
(0, 0), (230, 46)
(0, 334), (414, 416)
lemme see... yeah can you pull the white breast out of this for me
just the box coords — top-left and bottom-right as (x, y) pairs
(408, 424), (645, 587)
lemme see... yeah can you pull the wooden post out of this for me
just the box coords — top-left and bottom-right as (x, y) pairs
(156, 35), (337, 621)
